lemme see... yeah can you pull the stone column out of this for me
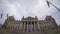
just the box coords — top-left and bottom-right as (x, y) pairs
(31, 21), (32, 32)
(35, 21), (37, 31)
(34, 21), (36, 31)
(22, 22), (24, 31)
(20, 22), (22, 31)
(34, 21), (38, 31)
(27, 21), (28, 32)
(35, 22), (37, 31)
(22, 21), (25, 32)
(37, 22), (40, 31)
(23, 22), (25, 31)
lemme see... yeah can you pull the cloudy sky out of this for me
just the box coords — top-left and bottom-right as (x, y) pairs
(0, 0), (60, 25)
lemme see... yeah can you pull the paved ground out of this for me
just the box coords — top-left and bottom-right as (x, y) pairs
(0, 27), (60, 34)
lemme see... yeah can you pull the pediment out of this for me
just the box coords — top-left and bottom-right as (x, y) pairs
(22, 16), (37, 20)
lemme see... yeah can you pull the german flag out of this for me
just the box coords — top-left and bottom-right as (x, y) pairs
(46, 0), (50, 7)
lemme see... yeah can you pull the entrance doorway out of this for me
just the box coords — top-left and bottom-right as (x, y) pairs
(25, 22), (34, 32)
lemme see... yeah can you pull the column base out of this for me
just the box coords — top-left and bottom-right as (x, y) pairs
(23, 29), (25, 32)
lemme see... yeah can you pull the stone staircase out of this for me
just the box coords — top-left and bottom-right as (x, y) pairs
(0, 28), (46, 34)
(14, 31), (46, 34)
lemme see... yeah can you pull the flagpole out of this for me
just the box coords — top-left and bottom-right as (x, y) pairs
(50, 2), (60, 11)
(46, 0), (60, 11)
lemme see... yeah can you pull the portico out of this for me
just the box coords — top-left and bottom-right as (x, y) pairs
(22, 21), (38, 32)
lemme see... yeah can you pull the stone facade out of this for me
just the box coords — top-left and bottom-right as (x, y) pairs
(3, 16), (57, 32)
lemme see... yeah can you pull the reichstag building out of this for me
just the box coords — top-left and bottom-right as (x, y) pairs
(3, 15), (57, 32)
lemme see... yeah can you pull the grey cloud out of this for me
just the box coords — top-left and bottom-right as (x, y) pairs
(0, 0), (60, 25)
